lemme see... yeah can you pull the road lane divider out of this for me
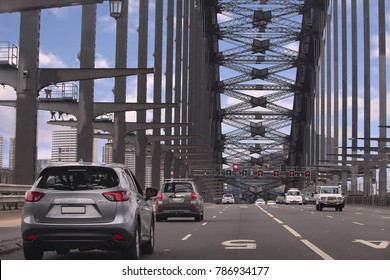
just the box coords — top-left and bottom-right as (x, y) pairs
(256, 205), (335, 260)
(301, 239), (334, 260)
(353, 222), (364, 226)
(283, 225), (302, 238)
(181, 234), (192, 241)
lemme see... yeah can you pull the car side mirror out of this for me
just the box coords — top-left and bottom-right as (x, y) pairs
(145, 188), (158, 200)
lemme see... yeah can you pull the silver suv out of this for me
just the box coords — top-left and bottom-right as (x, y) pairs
(21, 162), (157, 260)
(156, 180), (204, 222)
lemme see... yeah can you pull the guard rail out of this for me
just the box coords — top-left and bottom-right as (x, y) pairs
(0, 184), (31, 210)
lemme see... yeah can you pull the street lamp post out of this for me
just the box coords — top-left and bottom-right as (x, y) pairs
(109, 0), (124, 19)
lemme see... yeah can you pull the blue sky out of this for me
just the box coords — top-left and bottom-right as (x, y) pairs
(0, 0), (390, 169)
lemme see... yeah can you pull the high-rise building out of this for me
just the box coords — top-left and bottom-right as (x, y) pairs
(102, 141), (113, 163)
(51, 128), (77, 162)
(51, 128), (98, 163)
(101, 142), (162, 188)
(9, 137), (15, 170)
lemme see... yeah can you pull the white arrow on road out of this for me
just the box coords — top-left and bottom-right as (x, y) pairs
(352, 239), (390, 249)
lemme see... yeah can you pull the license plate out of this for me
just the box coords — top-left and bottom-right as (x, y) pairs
(61, 206), (86, 214)
(172, 197), (183, 202)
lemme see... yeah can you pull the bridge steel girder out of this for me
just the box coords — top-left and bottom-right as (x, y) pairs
(288, 0), (330, 169)
(0, 0), (104, 13)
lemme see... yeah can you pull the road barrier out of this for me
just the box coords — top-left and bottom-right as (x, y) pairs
(0, 184), (31, 210)
(345, 195), (390, 207)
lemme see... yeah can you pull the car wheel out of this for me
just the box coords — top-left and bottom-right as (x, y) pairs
(316, 204), (319, 211)
(319, 205), (323, 211)
(23, 246), (43, 260)
(56, 248), (70, 255)
(156, 214), (165, 222)
(339, 206), (343, 212)
(141, 222), (154, 254)
(194, 213), (201, 222)
(122, 224), (140, 260)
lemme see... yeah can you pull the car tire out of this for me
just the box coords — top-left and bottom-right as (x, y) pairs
(122, 224), (140, 260)
(194, 213), (201, 222)
(316, 204), (319, 211)
(56, 249), (70, 255)
(23, 246), (43, 260)
(141, 222), (154, 254)
(156, 214), (165, 222)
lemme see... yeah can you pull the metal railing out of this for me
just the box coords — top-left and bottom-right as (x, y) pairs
(0, 41), (18, 67)
(345, 195), (390, 207)
(0, 184), (30, 210)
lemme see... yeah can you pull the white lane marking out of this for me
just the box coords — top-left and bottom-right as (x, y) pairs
(219, 212), (223, 214)
(283, 225), (302, 238)
(267, 213), (274, 218)
(273, 218), (284, 224)
(301, 239), (334, 260)
(256, 202), (334, 260)
(355, 212), (363, 215)
(353, 222), (364, 226)
(240, 205), (248, 209)
(381, 216), (390, 220)
(326, 216), (334, 219)
(221, 240), (257, 250)
(352, 239), (390, 249)
(212, 215), (217, 219)
(202, 222), (208, 226)
(181, 234), (192, 241)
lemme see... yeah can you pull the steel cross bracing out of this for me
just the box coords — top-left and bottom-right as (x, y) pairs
(213, 0), (309, 199)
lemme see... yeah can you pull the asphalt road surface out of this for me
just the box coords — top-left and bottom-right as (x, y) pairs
(1, 203), (390, 260)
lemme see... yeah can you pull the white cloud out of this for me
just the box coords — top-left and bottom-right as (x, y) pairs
(371, 32), (390, 58)
(97, 15), (116, 33)
(39, 51), (68, 68)
(95, 53), (111, 68)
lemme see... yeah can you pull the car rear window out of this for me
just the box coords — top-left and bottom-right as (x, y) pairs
(36, 166), (119, 190)
(163, 183), (193, 193)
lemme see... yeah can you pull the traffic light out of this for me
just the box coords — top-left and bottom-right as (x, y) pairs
(241, 170), (248, 176)
(305, 170), (311, 177)
(258, 170), (264, 176)
(273, 170), (279, 177)
(233, 164), (239, 171)
(225, 170), (232, 176)
(289, 170), (295, 177)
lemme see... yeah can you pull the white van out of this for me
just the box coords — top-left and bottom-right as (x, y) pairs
(284, 188), (303, 205)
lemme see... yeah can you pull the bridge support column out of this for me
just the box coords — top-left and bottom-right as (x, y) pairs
(14, 11), (40, 184)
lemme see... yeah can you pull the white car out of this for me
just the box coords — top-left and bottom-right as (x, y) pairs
(267, 200), (276, 205)
(222, 193), (235, 204)
(254, 198), (266, 205)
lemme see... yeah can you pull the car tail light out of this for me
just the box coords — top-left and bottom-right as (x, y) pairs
(102, 190), (130, 201)
(157, 192), (163, 201)
(113, 234), (125, 241)
(191, 192), (197, 201)
(26, 234), (37, 241)
(25, 191), (45, 202)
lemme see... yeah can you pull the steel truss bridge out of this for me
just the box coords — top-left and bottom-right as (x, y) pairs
(0, 0), (388, 202)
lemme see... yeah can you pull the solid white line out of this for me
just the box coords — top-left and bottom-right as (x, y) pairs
(273, 218), (284, 224)
(381, 216), (390, 220)
(181, 234), (192, 241)
(283, 225), (302, 238)
(353, 222), (364, 226)
(326, 216), (334, 219)
(202, 222), (208, 226)
(301, 239), (334, 260)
